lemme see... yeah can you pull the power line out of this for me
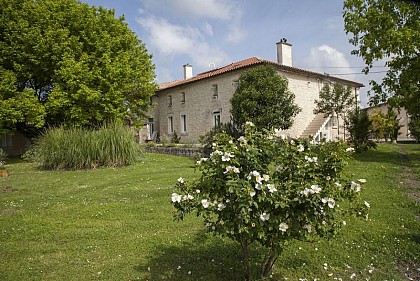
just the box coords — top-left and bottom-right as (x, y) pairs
(330, 71), (388, 76)
(298, 66), (387, 69)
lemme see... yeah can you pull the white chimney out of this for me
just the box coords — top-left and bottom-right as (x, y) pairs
(183, 64), (193, 79)
(276, 38), (292, 67)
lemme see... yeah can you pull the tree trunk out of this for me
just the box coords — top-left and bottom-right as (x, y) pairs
(241, 238), (251, 281)
(260, 244), (279, 278)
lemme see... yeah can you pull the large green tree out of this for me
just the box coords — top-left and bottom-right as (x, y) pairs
(0, 0), (156, 137)
(343, 0), (419, 119)
(230, 65), (300, 130)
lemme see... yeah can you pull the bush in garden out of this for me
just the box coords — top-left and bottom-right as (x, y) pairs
(34, 121), (141, 170)
(199, 121), (243, 149)
(171, 122), (369, 280)
(346, 109), (377, 153)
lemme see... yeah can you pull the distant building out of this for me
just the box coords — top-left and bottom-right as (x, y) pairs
(140, 39), (364, 143)
(0, 132), (30, 156)
(364, 103), (414, 141)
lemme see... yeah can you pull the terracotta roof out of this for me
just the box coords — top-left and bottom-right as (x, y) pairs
(157, 57), (364, 91)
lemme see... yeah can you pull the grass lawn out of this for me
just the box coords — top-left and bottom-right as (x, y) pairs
(0, 144), (419, 280)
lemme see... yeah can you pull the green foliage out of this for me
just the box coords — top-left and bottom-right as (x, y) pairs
(346, 109), (376, 153)
(343, 0), (420, 117)
(33, 121), (141, 170)
(0, 67), (46, 135)
(408, 117), (420, 142)
(0, 0), (156, 135)
(172, 122), (368, 279)
(199, 121), (243, 149)
(171, 131), (181, 144)
(314, 83), (356, 136)
(384, 109), (403, 142)
(314, 83), (355, 117)
(369, 108), (403, 142)
(230, 65), (300, 130)
(369, 109), (388, 141)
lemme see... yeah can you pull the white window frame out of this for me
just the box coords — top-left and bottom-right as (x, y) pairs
(213, 110), (221, 128)
(181, 92), (186, 104)
(168, 115), (174, 134)
(180, 113), (187, 133)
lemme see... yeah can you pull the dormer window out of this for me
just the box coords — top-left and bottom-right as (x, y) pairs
(212, 84), (218, 100)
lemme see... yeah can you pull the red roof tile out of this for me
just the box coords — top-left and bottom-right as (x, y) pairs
(157, 57), (363, 91)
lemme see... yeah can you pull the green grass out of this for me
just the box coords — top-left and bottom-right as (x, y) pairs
(0, 144), (419, 280)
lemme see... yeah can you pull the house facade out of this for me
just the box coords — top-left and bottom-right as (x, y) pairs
(141, 40), (364, 144)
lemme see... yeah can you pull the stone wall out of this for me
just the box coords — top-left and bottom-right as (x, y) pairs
(144, 146), (210, 158)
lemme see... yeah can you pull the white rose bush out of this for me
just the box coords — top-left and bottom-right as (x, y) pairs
(171, 123), (369, 280)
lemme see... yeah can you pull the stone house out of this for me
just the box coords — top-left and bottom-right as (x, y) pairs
(140, 39), (364, 143)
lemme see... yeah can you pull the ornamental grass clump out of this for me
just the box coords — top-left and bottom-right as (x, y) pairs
(34, 121), (141, 170)
(171, 122), (370, 280)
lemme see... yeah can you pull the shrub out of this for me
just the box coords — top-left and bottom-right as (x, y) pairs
(199, 121), (243, 149)
(172, 122), (369, 280)
(346, 109), (376, 152)
(408, 117), (420, 142)
(171, 131), (181, 144)
(34, 121), (141, 170)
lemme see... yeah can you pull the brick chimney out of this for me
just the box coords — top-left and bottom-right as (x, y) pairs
(183, 64), (193, 79)
(276, 38), (292, 67)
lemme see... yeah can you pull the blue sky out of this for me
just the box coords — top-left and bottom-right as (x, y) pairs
(82, 0), (388, 107)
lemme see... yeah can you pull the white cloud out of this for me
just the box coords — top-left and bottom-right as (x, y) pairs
(139, 16), (201, 57)
(138, 16), (230, 74)
(305, 45), (354, 79)
(141, 0), (246, 44)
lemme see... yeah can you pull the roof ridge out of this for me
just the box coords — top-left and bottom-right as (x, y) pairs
(157, 56), (363, 91)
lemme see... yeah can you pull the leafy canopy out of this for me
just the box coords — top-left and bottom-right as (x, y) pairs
(172, 123), (369, 279)
(314, 82), (356, 137)
(314, 83), (356, 117)
(0, 0), (156, 135)
(230, 65), (300, 130)
(343, 0), (420, 117)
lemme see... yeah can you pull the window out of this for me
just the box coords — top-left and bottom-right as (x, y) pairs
(168, 115), (174, 134)
(181, 92), (186, 104)
(232, 79), (239, 89)
(212, 84), (218, 100)
(147, 118), (154, 140)
(168, 95), (172, 107)
(180, 114), (187, 133)
(213, 110), (221, 127)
